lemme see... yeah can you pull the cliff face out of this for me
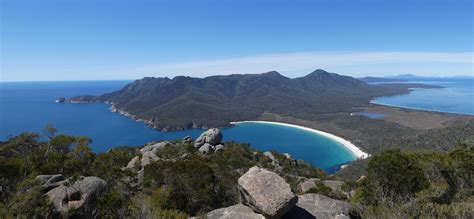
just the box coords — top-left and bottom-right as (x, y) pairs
(67, 69), (436, 130)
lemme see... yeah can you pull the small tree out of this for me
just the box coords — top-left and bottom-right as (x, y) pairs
(43, 124), (57, 158)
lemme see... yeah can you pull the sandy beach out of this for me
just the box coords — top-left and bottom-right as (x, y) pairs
(230, 120), (370, 159)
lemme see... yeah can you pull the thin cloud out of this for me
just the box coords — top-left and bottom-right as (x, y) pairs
(120, 51), (473, 78)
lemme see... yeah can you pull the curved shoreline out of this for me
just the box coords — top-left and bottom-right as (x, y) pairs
(230, 120), (370, 160)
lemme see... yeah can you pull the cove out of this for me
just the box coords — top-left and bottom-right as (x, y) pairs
(1, 81), (358, 172)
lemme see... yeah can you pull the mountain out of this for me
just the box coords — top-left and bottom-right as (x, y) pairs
(68, 69), (437, 130)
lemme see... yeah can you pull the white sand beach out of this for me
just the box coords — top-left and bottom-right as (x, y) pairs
(230, 121), (370, 159)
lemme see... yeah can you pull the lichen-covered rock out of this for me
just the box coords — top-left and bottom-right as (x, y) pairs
(140, 141), (169, 154)
(125, 156), (140, 170)
(46, 176), (107, 218)
(198, 143), (213, 153)
(203, 204), (264, 219)
(298, 178), (320, 193)
(284, 193), (351, 219)
(36, 174), (66, 192)
(214, 144), (225, 152)
(238, 166), (297, 218)
(322, 180), (345, 194)
(182, 136), (193, 143)
(125, 141), (170, 171)
(194, 128), (222, 147)
(263, 151), (280, 167)
(141, 151), (160, 166)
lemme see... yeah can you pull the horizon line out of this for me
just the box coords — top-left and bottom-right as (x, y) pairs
(1, 71), (473, 83)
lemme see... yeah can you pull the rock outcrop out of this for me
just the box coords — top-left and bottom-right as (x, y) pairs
(284, 193), (352, 219)
(37, 175), (107, 218)
(202, 204), (265, 219)
(195, 128), (222, 146)
(125, 141), (169, 171)
(36, 174), (66, 192)
(238, 166), (297, 218)
(322, 180), (347, 195)
(263, 151), (280, 167)
(195, 128), (224, 153)
(182, 136), (193, 143)
(298, 178), (320, 193)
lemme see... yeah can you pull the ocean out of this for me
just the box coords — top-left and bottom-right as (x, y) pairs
(2, 78), (471, 172)
(372, 78), (474, 115)
(0, 81), (356, 172)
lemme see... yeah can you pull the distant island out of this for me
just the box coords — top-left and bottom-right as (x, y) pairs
(67, 69), (441, 131)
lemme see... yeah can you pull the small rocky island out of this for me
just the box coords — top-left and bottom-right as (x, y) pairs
(55, 97), (66, 103)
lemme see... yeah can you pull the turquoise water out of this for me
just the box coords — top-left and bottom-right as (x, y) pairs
(372, 78), (474, 115)
(0, 81), (355, 172)
(353, 112), (385, 118)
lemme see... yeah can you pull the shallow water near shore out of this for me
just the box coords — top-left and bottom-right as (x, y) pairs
(0, 81), (357, 172)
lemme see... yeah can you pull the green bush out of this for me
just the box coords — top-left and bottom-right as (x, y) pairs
(366, 149), (429, 203)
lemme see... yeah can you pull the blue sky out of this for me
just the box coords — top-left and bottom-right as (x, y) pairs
(1, 0), (472, 81)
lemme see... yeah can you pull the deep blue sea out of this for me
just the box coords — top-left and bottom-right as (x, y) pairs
(0, 81), (356, 172)
(372, 78), (474, 115)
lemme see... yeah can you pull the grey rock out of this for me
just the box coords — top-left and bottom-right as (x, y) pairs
(134, 141), (169, 169)
(322, 180), (352, 198)
(284, 193), (351, 219)
(335, 214), (351, 219)
(125, 156), (140, 170)
(198, 143), (213, 153)
(36, 174), (66, 192)
(195, 128), (222, 147)
(215, 144), (225, 152)
(36, 174), (65, 184)
(298, 178), (320, 193)
(46, 176), (107, 218)
(140, 141), (169, 154)
(141, 151), (160, 166)
(283, 153), (298, 165)
(322, 180), (345, 193)
(238, 166), (297, 218)
(182, 136), (193, 143)
(263, 151), (280, 167)
(203, 204), (264, 219)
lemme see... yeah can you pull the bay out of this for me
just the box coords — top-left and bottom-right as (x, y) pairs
(372, 78), (474, 115)
(0, 81), (356, 172)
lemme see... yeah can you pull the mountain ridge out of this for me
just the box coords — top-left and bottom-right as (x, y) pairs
(67, 69), (439, 130)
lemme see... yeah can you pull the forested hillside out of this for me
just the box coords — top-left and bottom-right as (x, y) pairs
(67, 69), (439, 130)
